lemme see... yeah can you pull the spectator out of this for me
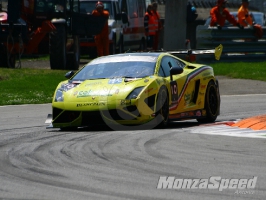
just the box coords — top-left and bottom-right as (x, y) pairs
(238, 0), (263, 38)
(151, 2), (162, 50)
(92, 1), (109, 57)
(144, 4), (156, 50)
(238, 0), (253, 27)
(187, 2), (198, 22)
(210, 0), (242, 30)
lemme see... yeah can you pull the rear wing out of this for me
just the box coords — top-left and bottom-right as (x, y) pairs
(167, 44), (223, 61)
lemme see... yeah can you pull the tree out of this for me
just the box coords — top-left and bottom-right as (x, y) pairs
(163, 0), (188, 50)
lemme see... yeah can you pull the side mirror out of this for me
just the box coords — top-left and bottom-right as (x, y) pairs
(170, 66), (183, 81)
(65, 71), (75, 79)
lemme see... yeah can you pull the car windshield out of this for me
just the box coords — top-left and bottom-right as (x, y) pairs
(80, 1), (113, 18)
(72, 55), (157, 81)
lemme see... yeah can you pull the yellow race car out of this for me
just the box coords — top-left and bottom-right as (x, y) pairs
(48, 47), (222, 130)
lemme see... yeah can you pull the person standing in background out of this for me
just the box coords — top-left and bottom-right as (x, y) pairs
(210, 0), (242, 29)
(238, 0), (253, 27)
(92, 1), (109, 57)
(144, 4), (156, 50)
(151, 2), (162, 50)
(238, 0), (263, 38)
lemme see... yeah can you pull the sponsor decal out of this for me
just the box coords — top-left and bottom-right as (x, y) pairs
(169, 66), (212, 111)
(77, 90), (112, 97)
(157, 176), (257, 192)
(103, 86), (108, 92)
(170, 81), (178, 103)
(184, 91), (195, 106)
(108, 78), (123, 84)
(73, 91), (78, 96)
(115, 89), (119, 94)
(61, 82), (79, 91)
(120, 99), (131, 106)
(201, 85), (207, 89)
(169, 110), (203, 119)
(77, 102), (106, 107)
(197, 99), (202, 106)
(85, 82), (102, 87)
(77, 90), (92, 98)
(145, 88), (153, 93)
(196, 110), (202, 116)
(144, 79), (149, 83)
(184, 93), (192, 106)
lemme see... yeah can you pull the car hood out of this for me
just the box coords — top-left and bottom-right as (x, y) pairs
(60, 77), (151, 103)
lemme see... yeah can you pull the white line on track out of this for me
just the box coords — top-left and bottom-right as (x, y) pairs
(221, 94), (266, 97)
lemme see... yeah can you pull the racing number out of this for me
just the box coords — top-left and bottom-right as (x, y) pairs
(170, 81), (178, 102)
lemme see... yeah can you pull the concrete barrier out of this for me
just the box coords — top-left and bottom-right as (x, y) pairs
(196, 25), (266, 63)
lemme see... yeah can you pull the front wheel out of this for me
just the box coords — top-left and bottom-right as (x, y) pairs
(197, 80), (220, 123)
(154, 86), (169, 128)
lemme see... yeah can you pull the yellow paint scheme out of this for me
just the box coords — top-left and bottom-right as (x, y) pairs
(51, 52), (219, 128)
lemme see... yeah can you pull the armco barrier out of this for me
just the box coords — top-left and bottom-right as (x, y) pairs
(196, 25), (266, 63)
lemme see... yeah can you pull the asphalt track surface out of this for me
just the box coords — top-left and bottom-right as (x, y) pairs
(0, 76), (266, 199)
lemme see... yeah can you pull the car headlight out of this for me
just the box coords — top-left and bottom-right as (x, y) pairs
(126, 87), (144, 99)
(54, 89), (64, 102)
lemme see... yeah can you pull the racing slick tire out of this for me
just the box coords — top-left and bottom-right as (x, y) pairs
(66, 35), (80, 70)
(155, 86), (169, 128)
(197, 80), (220, 123)
(50, 23), (66, 70)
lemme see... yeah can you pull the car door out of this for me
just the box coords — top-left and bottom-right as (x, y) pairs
(158, 56), (189, 114)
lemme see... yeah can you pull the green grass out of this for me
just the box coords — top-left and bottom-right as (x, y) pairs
(1, 61), (266, 106)
(211, 62), (266, 81)
(0, 68), (68, 106)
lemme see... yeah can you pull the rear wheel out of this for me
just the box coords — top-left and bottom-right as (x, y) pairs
(50, 23), (66, 70)
(155, 86), (169, 128)
(197, 81), (220, 123)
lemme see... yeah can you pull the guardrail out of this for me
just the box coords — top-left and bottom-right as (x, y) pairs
(196, 25), (266, 63)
